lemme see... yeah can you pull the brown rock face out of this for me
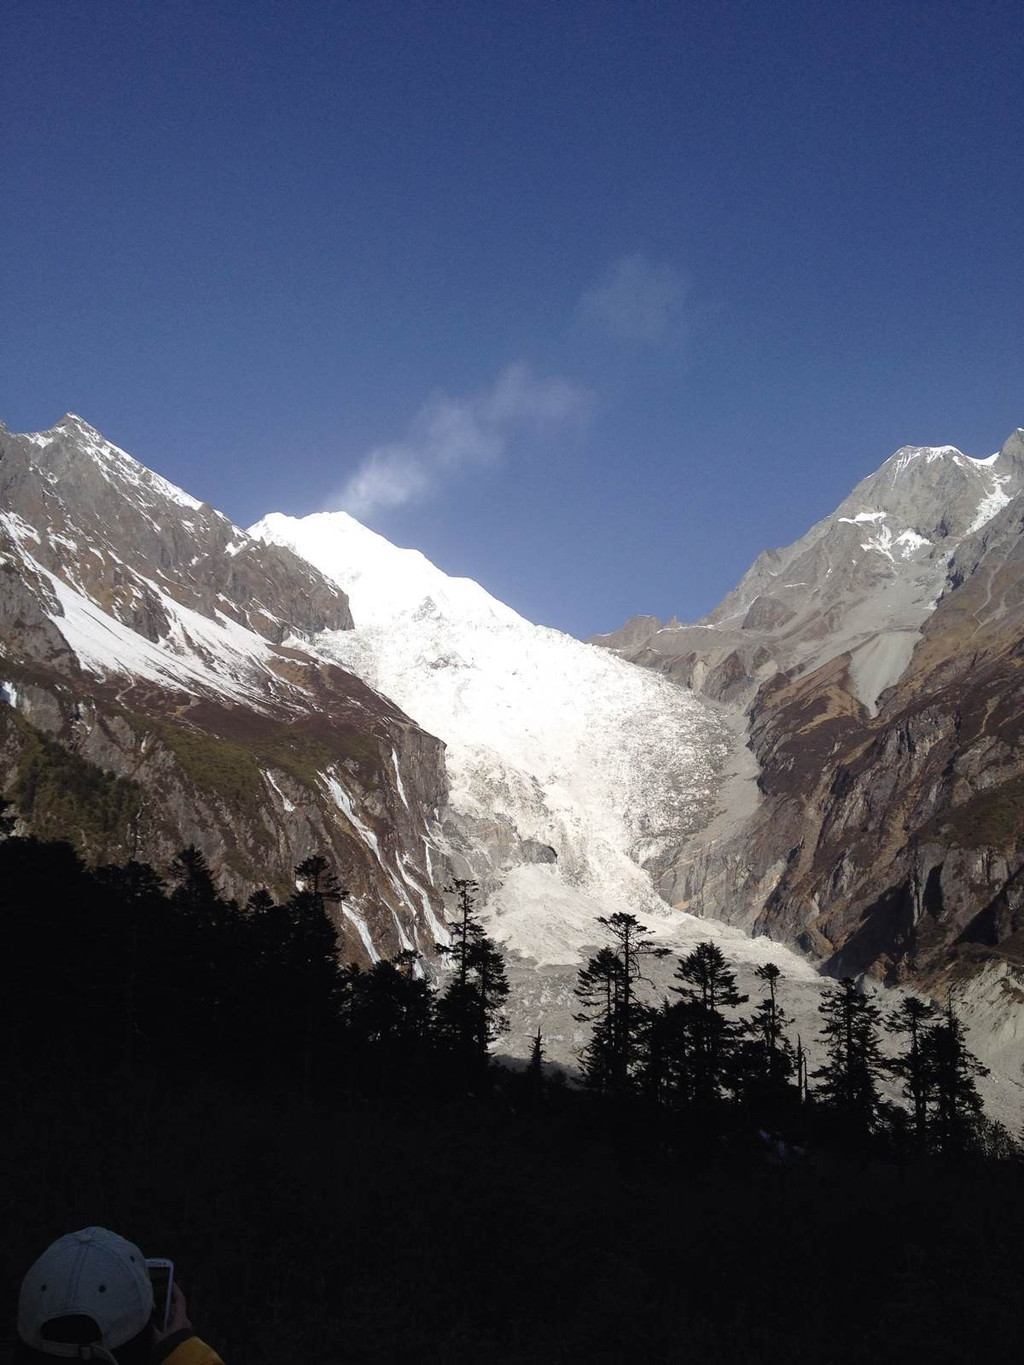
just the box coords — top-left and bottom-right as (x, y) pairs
(0, 416), (449, 963)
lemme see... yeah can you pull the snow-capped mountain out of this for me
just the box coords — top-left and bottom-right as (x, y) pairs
(0, 415), (449, 955)
(596, 431), (1024, 1079)
(250, 510), (735, 966)
(598, 431), (1024, 713)
(250, 491), (1024, 1118)
(2, 413), (1021, 1115)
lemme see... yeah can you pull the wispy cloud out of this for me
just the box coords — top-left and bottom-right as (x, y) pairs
(577, 252), (688, 346)
(333, 363), (591, 519)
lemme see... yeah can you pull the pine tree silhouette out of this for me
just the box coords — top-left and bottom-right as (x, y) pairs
(295, 853), (345, 909)
(886, 995), (937, 1152)
(671, 940), (749, 1108)
(278, 854), (347, 1094)
(574, 914), (668, 1095)
(742, 962), (796, 1113)
(812, 978), (885, 1141)
(525, 1029), (546, 1106)
(574, 945), (625, 1093)
(436, 879), (509, 1075)
(921, 996), (988, 1156)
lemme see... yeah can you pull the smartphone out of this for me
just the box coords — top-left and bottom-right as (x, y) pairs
(145, 1259), (174, 1332)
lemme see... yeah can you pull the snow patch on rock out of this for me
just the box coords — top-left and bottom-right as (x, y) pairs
(967, 474), (1012, 534)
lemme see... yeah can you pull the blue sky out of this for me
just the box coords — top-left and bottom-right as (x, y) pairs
(3, 0), (1022, 637)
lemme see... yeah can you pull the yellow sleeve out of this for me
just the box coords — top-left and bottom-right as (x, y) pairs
(161, 1337), (225, 1365)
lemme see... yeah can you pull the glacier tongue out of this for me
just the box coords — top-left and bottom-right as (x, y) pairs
(250, 510), (737, 966)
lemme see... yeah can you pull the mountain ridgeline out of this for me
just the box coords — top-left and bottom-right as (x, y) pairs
(2, 413), (1023, 1095)
(594, 430), (1024, 1071)
(0, 415), (449, 965)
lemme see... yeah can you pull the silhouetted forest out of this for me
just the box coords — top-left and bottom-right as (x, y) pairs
(2, 799), (1022, 1364)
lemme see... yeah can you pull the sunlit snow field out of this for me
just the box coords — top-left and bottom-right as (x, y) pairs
(251, 511), (1024, 1123)
(253, 513), (811, 973)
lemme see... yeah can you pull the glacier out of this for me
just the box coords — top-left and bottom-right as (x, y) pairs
(250, 511), (811, 976)
(249, 510), (1024, 1128)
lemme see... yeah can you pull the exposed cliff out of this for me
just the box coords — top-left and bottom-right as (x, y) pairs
(595, 432), (1024, 1062)
(0, 416), (449, 963)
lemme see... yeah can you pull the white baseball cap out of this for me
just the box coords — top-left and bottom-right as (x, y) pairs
(18, 1227), (156, 1360)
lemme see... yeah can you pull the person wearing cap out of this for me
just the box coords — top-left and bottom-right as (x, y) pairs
(16, 1228), (224, 1364)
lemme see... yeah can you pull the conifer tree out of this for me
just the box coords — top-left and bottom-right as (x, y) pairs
(436, 879), (510, 1071)
(812, 978), (885, 1139)
(245, 887), (277, 915)
(92, 859), (170, 1072)
(295, 853), (345, 909)
(734, 961), (796, 1114)
(348, 956), (434, 1055)
(525, 1029), (545, 1106)
(574, 914), (667, 1094)
(169, 844), (219, 919)
(751, 962), (795, 1088)
(671, 940), (749, 1106)
(574, 945), (625, 1092)
(886, 995), (937, 1150)
(528, 1028), (544, 1075)
(921, 998), (988, 1155)
(283, 854), (346, 1094)
(166, 846), (246, 1066)
(795, 1034), (808, 1105)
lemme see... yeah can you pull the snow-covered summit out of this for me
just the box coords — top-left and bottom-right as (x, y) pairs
(252, 508), (744, 971)
(1, 416), (354, 711)
(20, 413), (206, 513)
(250, 510), (521, 628)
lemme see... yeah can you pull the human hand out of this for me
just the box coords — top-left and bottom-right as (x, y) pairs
(153, 1282), (192, 1341)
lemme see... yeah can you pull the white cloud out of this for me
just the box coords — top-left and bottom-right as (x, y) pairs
(578, 252), (687, 346)
(333, 363), (590, 518)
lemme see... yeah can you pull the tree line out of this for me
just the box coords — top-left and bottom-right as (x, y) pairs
(0, 795), (507, 1102)
(0, 793), (1015, 1161)
(574, 910), (1014, 1160)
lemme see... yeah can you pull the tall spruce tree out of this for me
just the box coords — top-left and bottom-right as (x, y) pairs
(574, 945), (624, 1093)
(525, 1029), (546, 1106)
(283, 854), (346, 1094)
(886, 995), (937, 1151)
(435, 879), (510, 1071)
(167, 845), (246, 1067)
(743, 961), (795, 1109)
(346, 954), (435, 1087)
(295, 853), (345, 908)
(812, 978), (885, 1139)
(671, 940), (749, 1107)
(169, 844), (219, 919)
(574, 913), (668, 1095)
(921, 998), (988, 1156)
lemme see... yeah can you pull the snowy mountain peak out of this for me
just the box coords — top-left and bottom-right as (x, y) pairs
(13, 413), (205, 513)
(254, 507), (734, 971)
(249, 509), (523, 630)
(1, 416), (354, 709)
(596, 428), (1024, 715)
(53, 412), (106, 440)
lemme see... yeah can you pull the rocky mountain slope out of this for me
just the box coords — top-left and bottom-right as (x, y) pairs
(3, 413), (1020, 1110)
(0, 415), (449, 961)
(249, 509), (919, 1094)
(594, 431), (1024, 1072)
(250, 510), (734, 954)
(252, 504), (1023, 1116)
